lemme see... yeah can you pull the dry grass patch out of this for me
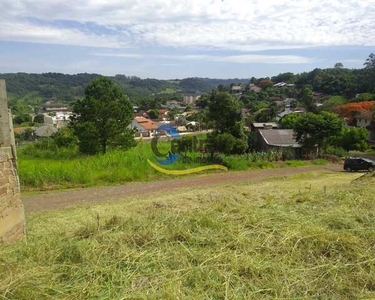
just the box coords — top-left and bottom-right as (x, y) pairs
(1, 171), (375, 299)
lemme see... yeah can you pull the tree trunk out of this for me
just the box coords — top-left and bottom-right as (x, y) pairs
(102, 139), (107, 154)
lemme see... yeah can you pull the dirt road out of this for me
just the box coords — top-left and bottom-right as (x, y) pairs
(22, 164), (342, 213)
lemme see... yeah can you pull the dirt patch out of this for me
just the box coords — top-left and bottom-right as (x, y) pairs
(22, 165), (342, 213)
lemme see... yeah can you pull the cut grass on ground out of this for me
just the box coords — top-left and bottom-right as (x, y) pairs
(1, 170), (375, 299)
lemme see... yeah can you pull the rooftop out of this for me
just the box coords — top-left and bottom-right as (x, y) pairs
(133, 117), (158, 130)
(35, 125), (58, 137)
(259, 129), (301, 148)
(252, 122), (278, 128)
(356, 111), (373, 120)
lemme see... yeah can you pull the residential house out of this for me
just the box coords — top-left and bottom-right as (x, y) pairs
(256, 129), (302, 158)
(134, 110), (149, 118)
(43, 111), (72, 128)
(274, 82), (295, 88)
(277, 107), (306, 121)
(183, 93), (201, 105)
(269, 96), (282, 102)
(131, 117), (158, 137)
(42, 103), (70, 113)
(246, 83), (262, 93)
(186, 121), (200, 131)
(161, 100), (186, 111)
(313, 92), (326, 103)
(158, 109), (169, 120)
(356, 111), (373, 128)
(251, 122), (278, 132)
(34, 125), (58, 139)
(356, 112), (375, 141)
(230, 85), (244, 94)
(282, 98), (297, 107)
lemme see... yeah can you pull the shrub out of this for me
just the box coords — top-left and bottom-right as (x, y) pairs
(52, 127), (78, 148)
(324, 146), (348, 158)
(340, 127), (369, 152)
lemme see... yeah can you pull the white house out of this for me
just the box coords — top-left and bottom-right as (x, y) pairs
(131, 117), (158, 137)
(183, 94), (201, 105)
(43, 112), (73, 128)
(356, 111), (373, 128)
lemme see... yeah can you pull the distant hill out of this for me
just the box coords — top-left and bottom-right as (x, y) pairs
(3, 65), (374, 113)
(201, 78), (250, 87)
(0, 72), (251, 105)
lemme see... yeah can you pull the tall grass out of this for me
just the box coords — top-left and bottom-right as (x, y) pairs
(18, 140), (327, 191)
(18, 142), (164, 190)
(1, 171), (374, 298)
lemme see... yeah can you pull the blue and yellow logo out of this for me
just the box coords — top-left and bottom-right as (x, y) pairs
(148, 124), (227, 175)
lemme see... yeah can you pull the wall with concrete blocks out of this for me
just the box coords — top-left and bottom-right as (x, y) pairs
(0, 79), (26, 243)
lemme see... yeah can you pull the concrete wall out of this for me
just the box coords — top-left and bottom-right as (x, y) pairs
(0, 79), (26, 243)
(357, 118), (371, 128)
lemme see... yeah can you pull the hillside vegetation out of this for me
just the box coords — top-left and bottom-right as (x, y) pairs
(1, 171), (375, 299)
(0, 72), (250, 106)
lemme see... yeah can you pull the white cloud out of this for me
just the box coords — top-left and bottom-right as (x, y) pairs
(0, 0), (374, 50)
(93, 52), (314, 64)
(0, 19), (124, 48)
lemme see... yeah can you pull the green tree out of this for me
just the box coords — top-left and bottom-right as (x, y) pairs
(195, 93), (210, 108)
(13, 114), (30, 125)
(339, 127), (369, 151)
(71, 77), (134, 154)
(207, 92), (248, 154)
(364, 53), (375, 69)
(148, 109), (159, 119)
(208, 92), (242, 134)
(73, 122), (101, 155)
(217, 84), (228, 92)
(334, 62), (344, 68)
(300, 87), (316, 112)
(294, 112), (343, 154)
(207, 132), (236, 155)
(33, 114), (44, 123)
(320, 96), (346, 112)
(271, 72), (295, 83)
(17, 128), (35, 141)
(363, 53), (375, 93)
(279, 113), (302, 129)
(52, 127), (78, 148)
(353, 93), (375, 102)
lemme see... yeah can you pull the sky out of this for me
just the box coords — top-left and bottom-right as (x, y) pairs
(0, 0), (374, 79)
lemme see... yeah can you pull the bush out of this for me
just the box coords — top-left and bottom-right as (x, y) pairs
(325, 146), (348, 158)
(52, 127), (78, 148)
(222, 156), (275, 170)
(207, 132), (236, 155)
(352, 93), (375, 102)
(13, 114), (30, 125)
(33, 114), (44, 123)
(18, 140), (80, 159)
(311, 159), (329, 165)
(340, 127), (369, 152)
(74, 122), (101, 155)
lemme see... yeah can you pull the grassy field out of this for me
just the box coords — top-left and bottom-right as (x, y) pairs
(18, 140), (327, 191)
(1, 170), (375, 299)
